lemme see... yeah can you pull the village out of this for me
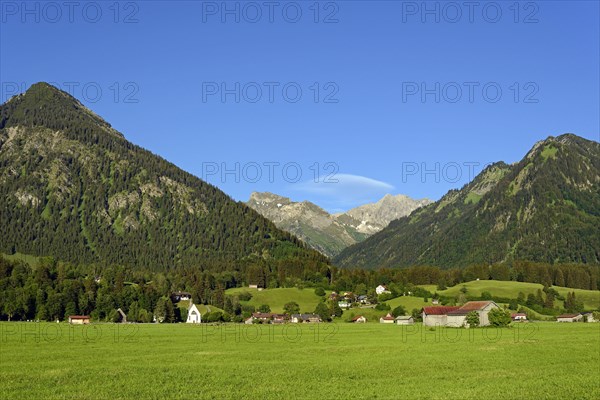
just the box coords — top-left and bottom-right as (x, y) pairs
(66, 283), (600, 327)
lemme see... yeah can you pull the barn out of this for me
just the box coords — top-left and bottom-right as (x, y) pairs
(68, 315), (90, 324)
(395, 316), (414, 325)
(422, 301), (500, 327)
(556, 313), (583, 322)
(422, 306), (460, 327)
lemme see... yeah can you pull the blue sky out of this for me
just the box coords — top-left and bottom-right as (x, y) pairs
(1, 1), (599, 212)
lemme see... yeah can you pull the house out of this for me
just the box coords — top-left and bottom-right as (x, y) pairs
(249, 312), (287, 324)
(351, 315), (367, 323)
(342, 292), (356, 302)
(290, 314), (322, 323)
(395, 316), (414, 325)
(186, 303), (201, 323)
(432, 298), (439, 305)
(329, 292), (338, 301)
(582, 312), (597, 322)
(249, 284), (258, 289)
(422, 301), (500, 327)
(172, 291), (192, 302)
(68, 315), (90, 325)
(357, 295), (369, 305)
(376, 285), (390, 295)
(511, 313), (527, 322)
(379, 313), (395, 324)
(557, 313), (583, 322)
(338, 301), (351, 310)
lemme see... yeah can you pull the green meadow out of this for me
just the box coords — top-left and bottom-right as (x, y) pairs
(1, 322), (598, 399)
(434, 280), (600, 310)
(225, 287), (328, 313)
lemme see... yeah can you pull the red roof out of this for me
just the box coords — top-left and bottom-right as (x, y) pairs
(422, 306), (460, 315)
(511, 313), (527, 317)
(381, 313), (395, 320)
(68, 315), (90, 319)
(351, 315), (365, 321)
(557, 314), (581, 318)
(459, 301), (494, 311)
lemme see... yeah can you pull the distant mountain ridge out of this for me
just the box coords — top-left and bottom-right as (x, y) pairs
(247, 192), (431, 257)
(334, 134), (600, 269)
(0, 83), (328, 270)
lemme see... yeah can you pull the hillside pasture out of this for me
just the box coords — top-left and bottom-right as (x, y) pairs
(225, 287), (327, 313)
(437, 280), (600, 310)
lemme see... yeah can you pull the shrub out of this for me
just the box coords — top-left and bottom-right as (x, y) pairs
(466, 311), (480, 328)
(488, 308), (511, 327)
(314, 287), (326, 296)
(257, 304), (271, 313)
(481, 291), (493, 300)
(238, 291), (253, 301)
(375, 302), (391, 311)
(392, 305), (406, 317)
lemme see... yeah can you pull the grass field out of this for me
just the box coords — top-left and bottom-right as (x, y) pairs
(225, 287), (327, 313)
(0, 322), (598, 399)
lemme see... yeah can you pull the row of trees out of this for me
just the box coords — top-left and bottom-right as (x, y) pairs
(1, 254), (598, 322)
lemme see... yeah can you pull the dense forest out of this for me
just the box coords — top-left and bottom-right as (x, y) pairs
(336, 134), (600, 269)
(0, 255), (597, 322)
(0, 83), (327, 270)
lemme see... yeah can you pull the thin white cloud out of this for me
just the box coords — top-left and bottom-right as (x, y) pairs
(289, 173), (394, 209)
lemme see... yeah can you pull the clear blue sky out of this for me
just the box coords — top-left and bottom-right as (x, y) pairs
(1, 1), (598, 212)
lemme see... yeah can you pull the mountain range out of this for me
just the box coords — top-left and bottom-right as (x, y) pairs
(0, 83), (327, 270)
(247, 192), (431, 257)
(335, 134), (600, 269)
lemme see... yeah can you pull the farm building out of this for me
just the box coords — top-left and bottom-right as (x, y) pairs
(556, 313), (583, 322)
(186, 304), (201, 323)
(512, 313), (527, 322)
(422, 301), (500, 327)
(291, 314), (322, 323)
(68, 315), (90, 324)
(395, 316), (414, 325)
(422, 306), (460, 327)
(380, 313), (395, 324)
(351, 315), (367, 323)
(357, 295), (369, 304)
(582, 312), (597, 322)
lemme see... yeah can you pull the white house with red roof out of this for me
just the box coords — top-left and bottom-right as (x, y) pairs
(351, 315), (367, 323)
(511, 313), (527, 321)
(379, 313), (395, 324)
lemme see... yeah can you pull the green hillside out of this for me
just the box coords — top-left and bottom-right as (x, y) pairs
(437, 280), (600, 310)
(335, 134), (600, 268)
(225, 287), (328, 313)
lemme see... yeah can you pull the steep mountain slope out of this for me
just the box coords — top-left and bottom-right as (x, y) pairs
(0, 83), (328, 270)
(335, 134), (600, 269)
(247, 192), (430, 257)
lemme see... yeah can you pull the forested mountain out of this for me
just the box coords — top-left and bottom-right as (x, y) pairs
(247, 192), (430, 257)
(0, 83), (328, 271)
(335, 134), (600, 269)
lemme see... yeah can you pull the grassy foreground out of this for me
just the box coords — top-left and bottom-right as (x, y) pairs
(1, 322), (599, 399)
